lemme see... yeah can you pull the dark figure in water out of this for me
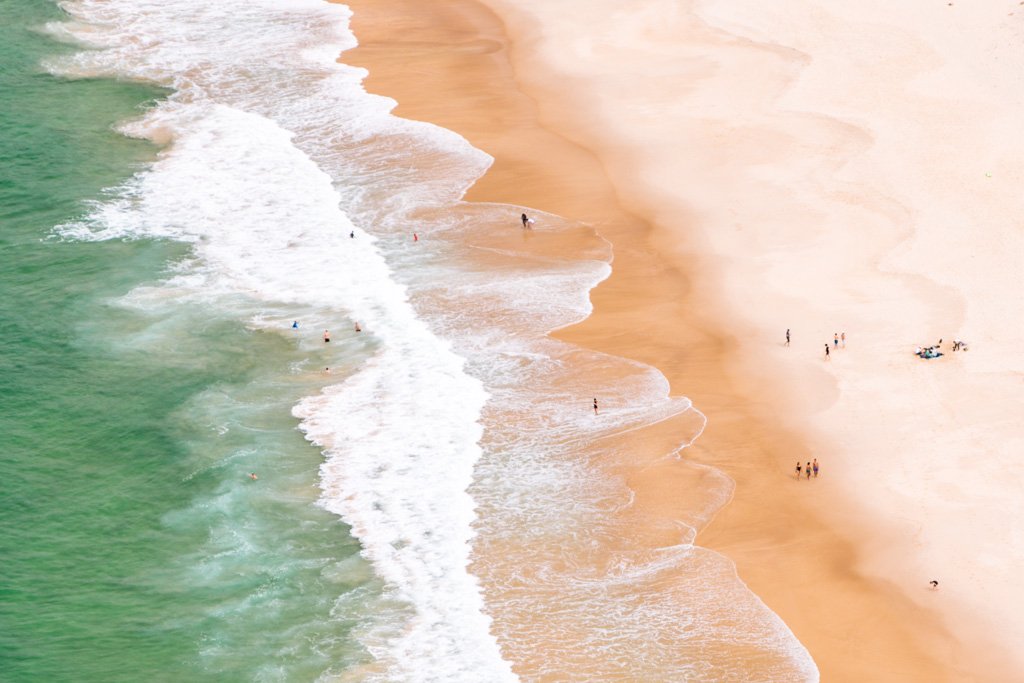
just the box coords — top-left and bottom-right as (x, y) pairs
(593, 398), (599, 415)
(521, 213), (529, 228)
(350, 230), (355, 239)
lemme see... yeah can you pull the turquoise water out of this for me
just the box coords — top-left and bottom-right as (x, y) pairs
(0, 3), (374, 680)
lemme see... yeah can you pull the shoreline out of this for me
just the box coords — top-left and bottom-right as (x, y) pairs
(338, 0), (1019, 680)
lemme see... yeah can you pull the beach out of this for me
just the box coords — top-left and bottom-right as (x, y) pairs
(9, 0), (1022, 679)
(344, 0), (1024, 680)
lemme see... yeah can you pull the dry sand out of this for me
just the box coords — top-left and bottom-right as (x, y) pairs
(340, 0), (1024, 680)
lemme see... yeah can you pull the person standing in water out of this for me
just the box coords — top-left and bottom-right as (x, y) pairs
(593, 398), (599, 415)
(323, 329), (330, 343)
(354, 322), (361, 332)
(521, 213), (529, 228)
(292, 320), (299, 329)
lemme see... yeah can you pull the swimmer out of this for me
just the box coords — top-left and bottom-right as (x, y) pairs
(292, 320), (299, 329)
(324, 329), (330, 343)
(249, 472), (258, 480)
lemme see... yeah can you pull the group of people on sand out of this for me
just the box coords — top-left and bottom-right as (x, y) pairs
(784, 329), (847, 359)
(795, 459), (820, 480)
(915, 337), (968, 359)
(823, 331), (846, 359)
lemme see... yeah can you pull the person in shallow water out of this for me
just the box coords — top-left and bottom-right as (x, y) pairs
(593, 398), (599, 415)
(323, 329), (330, 343)
(521, 212), (529, 228)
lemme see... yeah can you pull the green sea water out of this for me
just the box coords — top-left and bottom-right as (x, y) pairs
(0, 3), (375, 680)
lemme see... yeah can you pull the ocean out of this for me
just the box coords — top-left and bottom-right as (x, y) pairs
(0, 0), (817, 680)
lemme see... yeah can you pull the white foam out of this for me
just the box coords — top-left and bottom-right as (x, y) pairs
(51, 6), (516, 674)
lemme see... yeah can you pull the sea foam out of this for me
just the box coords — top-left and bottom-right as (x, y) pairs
(50, 0), (514, 679)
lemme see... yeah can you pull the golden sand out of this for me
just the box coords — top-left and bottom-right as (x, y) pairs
(337, 0), (1022, 679)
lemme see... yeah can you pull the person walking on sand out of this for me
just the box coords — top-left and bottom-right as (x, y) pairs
(324, 329), (330, 343)
(796, 462), (802, 479)
(593, 398), (599, 415)
(785, 328), (790, 346)
(929, 580), (939, 590)
(806, 462), (812, 479)
(841, 332), (846, 348)
(833, 333), (839, 349)
(812, 458), (819, 478)
(825, 344), (830, 359)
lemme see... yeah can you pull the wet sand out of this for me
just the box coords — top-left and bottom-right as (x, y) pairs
(338, 0), (1023, 680)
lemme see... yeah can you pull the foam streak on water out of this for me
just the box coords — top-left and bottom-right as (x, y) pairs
(49, 0), (513, 680)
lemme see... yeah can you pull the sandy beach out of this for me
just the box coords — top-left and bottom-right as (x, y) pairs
(342, 0), (1024, 679)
